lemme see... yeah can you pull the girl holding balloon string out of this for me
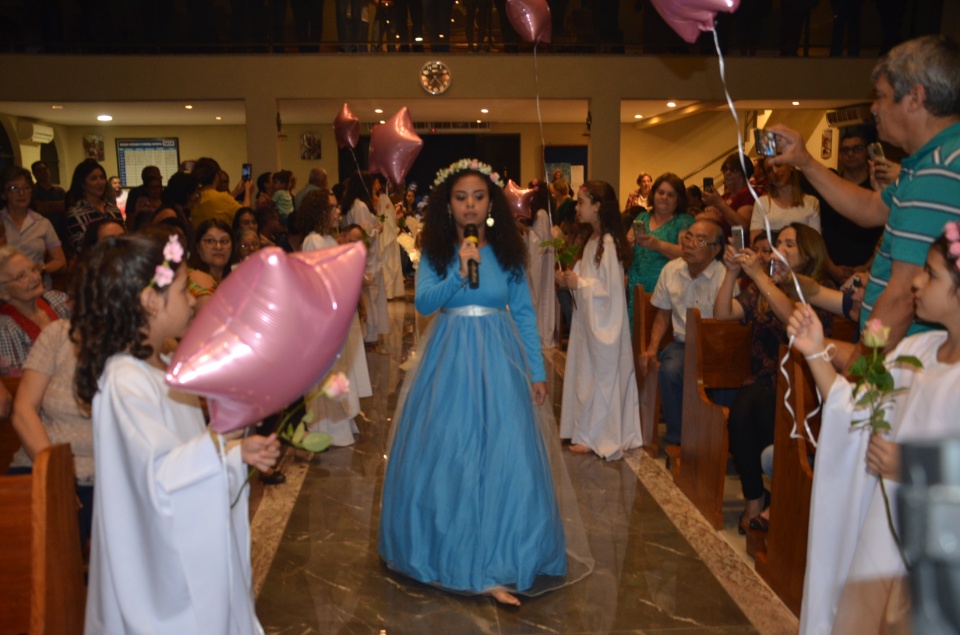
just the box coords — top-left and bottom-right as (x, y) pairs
(379, 159), (592, 606)
(71, 233), (279, 634)
(788, 222), (960, 635)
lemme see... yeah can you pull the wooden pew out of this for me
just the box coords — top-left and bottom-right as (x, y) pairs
(753, 316), (857, 616)
(675, 308), (753, 530)
(0, 444), (86, 635)
(0, 376), (22, 472)
(631, 285), (672, 458)
(753, 345), (819, 616)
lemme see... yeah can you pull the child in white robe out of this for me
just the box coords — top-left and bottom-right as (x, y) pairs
(787, 223), (960, 635)
(557, 181), (642, 460)
(71, 233), (279, 634)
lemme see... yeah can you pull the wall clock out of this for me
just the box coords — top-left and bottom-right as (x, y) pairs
(420, 61), (451, 95)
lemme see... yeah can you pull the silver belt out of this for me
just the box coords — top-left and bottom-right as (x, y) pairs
(441, 305), (501, 317)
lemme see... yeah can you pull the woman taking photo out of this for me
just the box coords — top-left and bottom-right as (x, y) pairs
(625, 172), (694, 328)
(1, 166), (66, 288)
(65, 159), (122, 255)
(714, 222), (833, 533)
(379, 159), (591, 606)
(702, 153), (756, 229)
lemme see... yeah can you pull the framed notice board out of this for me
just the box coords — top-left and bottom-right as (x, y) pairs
(116, 138), (181, 186)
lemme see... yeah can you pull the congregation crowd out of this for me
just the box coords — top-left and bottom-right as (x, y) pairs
(1, 31), (959, 635)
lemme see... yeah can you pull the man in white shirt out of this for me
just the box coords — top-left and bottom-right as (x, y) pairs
(639, 218), (732, 447)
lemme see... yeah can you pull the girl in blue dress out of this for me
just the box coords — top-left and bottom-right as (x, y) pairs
(379, 159), (589, 606)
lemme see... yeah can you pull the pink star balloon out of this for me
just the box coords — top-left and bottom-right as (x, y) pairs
(506, 0), (551, 43)
(334, 103), (360, 150)
(368, 107), (423, 185)
(166, 243), (366, 433)
(649, 0), (741, 43)
(504, 179), (534, 220)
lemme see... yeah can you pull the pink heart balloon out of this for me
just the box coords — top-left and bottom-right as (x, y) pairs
(506, 0), (551, 43)
(649, 0), (741, 43)
(504, 179), (534, 220)
(334, 103), (360, 150)
(368, 107), (423, 185)
(166, 244), (366, 433)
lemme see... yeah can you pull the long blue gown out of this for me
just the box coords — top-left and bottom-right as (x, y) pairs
(379, 245), (567, 594)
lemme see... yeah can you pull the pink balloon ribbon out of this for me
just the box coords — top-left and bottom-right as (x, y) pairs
(166, 244), (367, 433)
(368, 107), (423, 185)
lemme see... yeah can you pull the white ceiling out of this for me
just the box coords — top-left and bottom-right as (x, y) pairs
(0, 98), (864, 128)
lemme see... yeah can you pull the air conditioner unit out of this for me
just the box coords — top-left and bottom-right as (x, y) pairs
(826, 105), (873, 128)
(16, 121), (55, 144)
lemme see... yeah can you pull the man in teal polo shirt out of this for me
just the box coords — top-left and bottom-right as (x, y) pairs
(770, 34), (960, 360)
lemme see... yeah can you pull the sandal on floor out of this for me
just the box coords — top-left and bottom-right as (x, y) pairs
(738, 512), (749, 536)
(748, 515), (769, 532)
(261, 470), (286, 486)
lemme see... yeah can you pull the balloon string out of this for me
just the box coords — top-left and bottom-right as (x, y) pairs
(711, 26), (818, 447)
(533, 41), (553, 225)
(349, 148), (375, 210)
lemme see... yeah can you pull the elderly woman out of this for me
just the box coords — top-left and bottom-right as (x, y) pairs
(0, 245), (71, 380)
(9, 318), (93, 547)
(188, 218), (233, 309)
(1, 166), (67, 288)
(624, 171), (653, 211)
(625, 172), (694, 328)
(65, 159), (122, 255)
(702, 153), (756, 230)
(749, 162), (820, 243)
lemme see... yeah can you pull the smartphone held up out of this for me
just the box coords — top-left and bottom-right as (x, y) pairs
(754, 129), (779, 157)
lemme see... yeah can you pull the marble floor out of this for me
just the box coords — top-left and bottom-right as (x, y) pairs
(251, 295), (799, 635)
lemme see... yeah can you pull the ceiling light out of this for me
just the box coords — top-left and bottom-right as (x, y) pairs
(374, 108), (383, 114)
(215, 116), (222, 121)
(476, 119), (482, 124)
(97, 114), (112, 122)
(634, 114), (643, 119)
(51, 105), (63, 110)
(480, 108), (489, 114)
(415, 37), (423, 42)
(666, 102), (677, 108)
(792, 101), (800, 106)
(380, 120), (386, 125)
(185, 104), (193, 110)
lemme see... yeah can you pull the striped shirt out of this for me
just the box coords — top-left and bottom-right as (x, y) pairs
(863, 122), (960, 333)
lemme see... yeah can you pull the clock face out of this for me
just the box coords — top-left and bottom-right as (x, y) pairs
(420, 61), (451, 95)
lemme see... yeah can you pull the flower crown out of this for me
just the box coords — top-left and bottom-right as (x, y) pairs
(147, 234), (185, 290)
(432, 159), (504, 191)
(945, 221), (960, 272)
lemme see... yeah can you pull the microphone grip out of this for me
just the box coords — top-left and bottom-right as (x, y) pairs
(467, 259), (479, 289)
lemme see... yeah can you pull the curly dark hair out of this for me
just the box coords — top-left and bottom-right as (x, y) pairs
(67, 158), (107, 206)
(70, 233), (173, 404)
(421, 169), (526, 281)
(299, 189), (336, 235)
(579, 180), (631, 268)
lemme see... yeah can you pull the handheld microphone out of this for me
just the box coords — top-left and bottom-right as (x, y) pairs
(464, 224), (479, 289)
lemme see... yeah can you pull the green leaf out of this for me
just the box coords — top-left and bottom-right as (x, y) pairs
(873, 372), (895, 393)
(849, 356), (867, 377)
(300, 431), (333, 453)
(855, 388), (878, 408)
(893, 355), (923, 369)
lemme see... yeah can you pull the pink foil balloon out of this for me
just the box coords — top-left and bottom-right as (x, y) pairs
(368, 107), (423, 185)
(166, 244), (367, 433)
(506, 0), (552, 43)
(649, 0), (741, 43)
(504, 180), (534, 220)
(334, 103), (360, 150)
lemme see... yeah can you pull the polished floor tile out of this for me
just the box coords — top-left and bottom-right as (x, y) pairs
(255, 297), (765, 635)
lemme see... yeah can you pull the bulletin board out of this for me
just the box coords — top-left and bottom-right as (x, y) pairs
(116, 138), (181, 186)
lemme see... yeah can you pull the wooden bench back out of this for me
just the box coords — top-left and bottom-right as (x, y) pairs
(631, 286), (673, 455)
(675, 308), (753, 529)
(0, 443), (85, 634)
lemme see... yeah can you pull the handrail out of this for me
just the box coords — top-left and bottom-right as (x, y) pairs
(681, 146), (738, 182)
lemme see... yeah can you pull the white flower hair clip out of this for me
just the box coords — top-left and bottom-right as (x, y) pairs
(147, 234), (185, 290)
(432, 158), (505, 191)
